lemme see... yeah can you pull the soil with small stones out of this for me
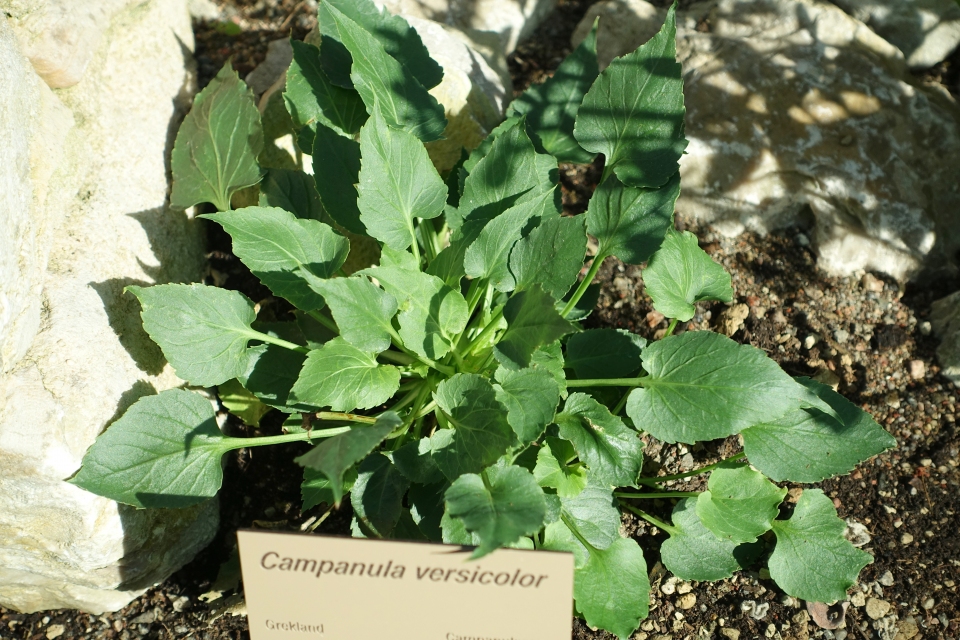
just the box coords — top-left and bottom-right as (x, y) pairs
(3, 1), (959, 639)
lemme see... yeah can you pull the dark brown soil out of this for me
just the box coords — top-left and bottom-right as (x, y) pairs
(3, 2), (959, 640)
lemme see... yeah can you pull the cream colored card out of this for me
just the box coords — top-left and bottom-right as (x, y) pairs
(237, 530), (574, 640)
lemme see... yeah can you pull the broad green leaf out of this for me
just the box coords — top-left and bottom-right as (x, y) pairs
(696, 463), (786, 543)
(565, 328), (645, 380)
(575, 538), (650, 640)
(625, 331), (807, 444)
(127, 284), (256, 387)
(290, 338), (400, 411)
(259, 168), (327, 222)
(494, 285), (578, 370)
(70, 390), (228, 508)
(464, 190), (559, 291)
(660, 497), (744, 581)
(509, 214), (587, 299)
(390, 437), (443, 484)
(409, 481), (447, 541)
(440, 510), (479, 545)
(322, 2), (446, 141)
(444, 464), (547, 558)
(302, 466), (358, 510)
(296, 311), (337, 349)
(574, 5), (686, 189)
(294, 413), (400, 506)
(431, 374), (515, 479)
(742, 379), (896, 482)
(541, 519), (589, 567)
(556, 393), (644, 487)
(357, 109), (447, 250)
(359, 266), (467, 360)
(531, 340), (567, 390)
(508, 21), (599, 163)
(239, 344), (312, 412)
(202, 207), (349, 310)
(218, 378), (270, 426)
(587, 172), (679, 265)
(562, 282), (600, 321)
(379, 244), (419, 270)
(769, 489), (872, 602)
(494, 366), (561, 443)
(643, 229), (733, 321)
(284, 39), (368, 137)
(559, 484), (621, 550)
(317, 0), (443, 91)
(312, 123), (364, 234)
(393, 509), (430, 541)
(459, 119), (557, 224)
(310, 277), (399, 353)
(170, 62), (263, 211)
(534, 438), (588, 498)
(351, 452), (410, 537)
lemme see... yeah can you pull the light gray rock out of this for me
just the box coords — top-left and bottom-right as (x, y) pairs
(574, 0), (960, 281)
(245, 38), (293, 98)
(374, 0), (556, 53)
(931, 290), (960, 386)
(0, 0), (216, 614)
(830, 0), (960, 69)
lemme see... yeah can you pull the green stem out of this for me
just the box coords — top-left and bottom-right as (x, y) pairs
(614, 491), (700, 500)
(561, 252), (607, 318)
(386, 327), (456, 376)
(222, 411), (380, 450)
(379, 350), (416, 366)
(307, 310), (340, 335)
(405, 380), (434, 428)
(636, 451), (746, 486)
(245, 330), (309, 354)
(387, 387), (421, 414)
(560, 513), (598, 553)
(619, 502), (678, 535)
(663, 318), (679, 338)
(465, 308), (504, 356)
(419, 220), (438, 263)
(565, 377), (645, 388)
(612, 390), (631, 415)
(408, 224), (422, 267)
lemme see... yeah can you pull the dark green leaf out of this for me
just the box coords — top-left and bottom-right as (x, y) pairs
(494, 285), (578, 370)
(301, 466), (357, 510)
(509, 21), (599, 163)
(70, 390), (228, 508)
(562, 282), (600, 321)
(127, 284), (256, 386)
(170, 62), (262, 211)
(409, 481), (447, 541)
(494, 366), (561, 443)
(587, 172), (679, 265)
(391, 437), (443, 484)
(259, 168), (327, 222)
(202, 207), (349, 310)
(358, 108), (447, 250)
(431, 374), (515, 479)
(312, 123), (364, 234)
(310, 276), (399, 353)
(284, 39), (367, 137)
(392, 509), (430, 541)
(565, 328), (646, 380)
(509, 214), (587, 299)
(556, 393), (644, 487)
(444, 464), (547, 558)
(696, 463), (786, 543)
(742, 379), (896, 482)
(239, 344), (312, 412)
(534, 437), (588, 498)
(351, 452), (410, 537)
(769, 489), (872, 602)
(660, 498), (744, 581)
(625, 331), (807, 444)
(294, 413), (400, 506)
(575, 538), (650, 639)
(560, 484), (621, 550)
(530, 340), (567, 391)
(290, 337), (400, 411)
(574, 5), (685, 188)
(643, 229), (733, 321)
(296, 311), (337, 349)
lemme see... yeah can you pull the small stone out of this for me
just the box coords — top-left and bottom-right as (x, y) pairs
(765, 623), (776, 638)
(45, 625), (65, 640)
(897, 617), (919, 639)
(741, 599), (770, 620)
(804, 334), (818, 349)
(131, 611), (156, 625)
(660, 577), (677, 595)
(850, 591), (866, 607)
(886, 392), (901, 409)
(844, 519), (871, 547)
(721, 303), (750, 336)
(865, 598), (890, 619)
(834, 328), (850, 344)
(922, 598), (935, 610)
(878, 571), (894, 587)
(909, 360), (925, 379)
(919, 321), (932, 336)
(676, 581), (693, 594)
(796, 233), (810, 247)
(901, 532), (914, 545)
(678, 593), (696, 609)
(172, 596), (191, 612)
(720, 629), (740, 640)
(861, 273), (884, 293)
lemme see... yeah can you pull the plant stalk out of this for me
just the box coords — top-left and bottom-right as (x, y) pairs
(636, 451), (747, 486)
(561, 252), (606, 318)
(614, 491), (700, 500)
(619, 502), (677, 535)
(566, 376), (646, 388)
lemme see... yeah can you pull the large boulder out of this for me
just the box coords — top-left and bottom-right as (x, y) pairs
(574, 0), (960, 281)
(830, 0), (960, 69)
(0, 0), (216, 614)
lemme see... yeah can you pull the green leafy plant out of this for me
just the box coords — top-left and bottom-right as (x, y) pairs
(71, 2), (895, 637)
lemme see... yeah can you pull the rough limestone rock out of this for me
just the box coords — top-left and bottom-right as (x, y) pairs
(374, 0), (556, 53)
(830, 0), (960, 69)
(0, 0), (217, 614)
(931, 291), (960, 386)
(574, 0), (960, 281)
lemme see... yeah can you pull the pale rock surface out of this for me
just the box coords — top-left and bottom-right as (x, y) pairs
(245, 38), (293, 98)
(0, 0), (217, 614)
(374, 0), (556, 53)
(830, 0), (960, 69)
(931, 290), (960, 386)
(573, 0), (960, 281)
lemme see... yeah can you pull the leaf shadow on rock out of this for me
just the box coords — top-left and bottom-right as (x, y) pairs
(89, 276), (167, 376)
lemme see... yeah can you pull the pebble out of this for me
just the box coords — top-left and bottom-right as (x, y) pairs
(861, 273), (884, 292)
(909, 360), (925, 379)
(878, 570), (894, 587)
(796, 233), (810, 247)
(741, 600), (770, 620)
(834, 328), (850, 343)
(865, 598), (890, 619)
(765, 623), (776, 638)
(172, 596), (191, 612)
(45, 625), (65, 640)
(803, 334), (818, 349)
(897, 617), (919, 639)
(901, 532), (914, 545)
(919, 321), (932, 336)
(677, 593), (696, 610)
(720, 629), (740, 640)
(660, 577), (677, 595)
(676, 581), (692, 594)
(850, 591), (866, 607)
(844, 520), (871, 547)
(922, 598), (935, 610)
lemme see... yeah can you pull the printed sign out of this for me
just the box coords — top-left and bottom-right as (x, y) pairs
(237, 530), (574, 640)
